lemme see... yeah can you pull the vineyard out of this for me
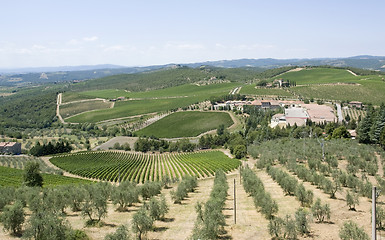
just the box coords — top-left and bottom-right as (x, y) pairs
(50, 150), (240, 183)
(0, 166), (91, 187)
(342, 107), (366, 121)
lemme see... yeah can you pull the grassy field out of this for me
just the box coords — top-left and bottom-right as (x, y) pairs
(278, 68), (359, 84)
(0, 166), (91, 187)
(60, 100), (112, 118)
(66, 97), (201, 123)
(61, 92), (96, 103)
(65, 83), (239, 123)
(240, 84), (294, 96)
(273, 68), (385, 104)
(291, 78), (385, 104)
(80, 82), (239, 99)
(135, 111), (234, 138)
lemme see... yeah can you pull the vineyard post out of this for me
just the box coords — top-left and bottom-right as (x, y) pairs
(234, 179), (236, 224)
(372, 186), (377, 240)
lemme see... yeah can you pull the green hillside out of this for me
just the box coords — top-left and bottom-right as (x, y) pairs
(69, 66), (259, 92)
(275, 67), (385, 104)
(278, 68), (358, 84)
(65, 83), (238, 123)
(135, 111), (234, 138)
(80, 82), (238, 99)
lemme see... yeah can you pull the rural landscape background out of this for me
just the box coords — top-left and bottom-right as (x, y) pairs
(1, 1), (385, 240)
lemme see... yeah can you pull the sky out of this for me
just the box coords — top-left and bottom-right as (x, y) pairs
(1, 0), (385, 68)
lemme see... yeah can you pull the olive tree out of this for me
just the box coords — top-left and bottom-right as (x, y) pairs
(23, 162), (43, 187)
(0, 201), (25, 235)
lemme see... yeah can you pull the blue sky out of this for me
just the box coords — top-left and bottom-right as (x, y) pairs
(1, 0), (384, 68)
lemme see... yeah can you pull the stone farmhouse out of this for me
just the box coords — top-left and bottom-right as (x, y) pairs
(0, 142), (22, 154)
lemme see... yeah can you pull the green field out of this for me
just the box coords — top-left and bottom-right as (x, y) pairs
(290, 77), (385, 104)
(272, 68), (385, 104)
(60, 100), (112, 118)
(278, 68), (358, 84)
(240, 84), (294, 96)
(0, 166), (91, 187)
(61, 92), (95, 103)
(66, 83), (239, 123)
(135, 111), (234, 138)
(50, 150), (240, 183)
(66, 97), (200, 123)
(80, 82), (238, 99)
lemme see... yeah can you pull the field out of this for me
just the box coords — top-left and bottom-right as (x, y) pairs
(81, 82), (239, 99)
(342, 107), (366, 121)
(61, 92), (96, 103)
(60, 100), (113, 118)
(277, 68), (385, 104)
(64, 83), (239, 123)
(277, 68), (358, 84)
(0, 165), (91, 187)
(135, 111), (233, 138)
(49, 150), (240, 183)
(66, 98), (201, 123)
(240, 84), (294, 97)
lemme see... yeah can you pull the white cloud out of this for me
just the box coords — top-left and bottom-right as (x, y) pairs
(83, 36), (99, 42)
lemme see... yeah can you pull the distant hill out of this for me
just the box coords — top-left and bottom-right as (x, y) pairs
(185, 55), (385, 70)
(0, 55), (384, 86)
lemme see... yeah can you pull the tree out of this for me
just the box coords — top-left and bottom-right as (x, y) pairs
(295, 208), (310, 235)
(339, 220), (370, 240)
(24, 209), (71, 240)
(311, 198), (330, 223)
(131, 207), (153, 240)
(346, 190), (359, 211)
(23, 162), (43, 187)
(268, 217), (284, 239)
(104, 225), (131, 240)
(217, 124), (225, 135)
(111, 181), (139, 211)
(81, 183), (110, 225)
(233, 144), (247, 159)
(0, 201), (25, 235)
(295, 184), (313, 207)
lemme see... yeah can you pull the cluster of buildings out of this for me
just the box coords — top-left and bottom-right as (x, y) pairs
(212, 99), (337, 128)
(270, 103), (336, 128)
(0, 142), (22, 155)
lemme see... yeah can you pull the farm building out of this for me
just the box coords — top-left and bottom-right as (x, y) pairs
(213, 100), (251, 111)
(303, 104), (336, 124)
(349, 101), (363, 108)
(271, 106), (309, 127)
(251, 100), (280, 110)
(0, 142), (22, 154)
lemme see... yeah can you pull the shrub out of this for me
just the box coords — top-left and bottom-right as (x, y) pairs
(104, 225), (130, 240)
(339, 220), (370, 240)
